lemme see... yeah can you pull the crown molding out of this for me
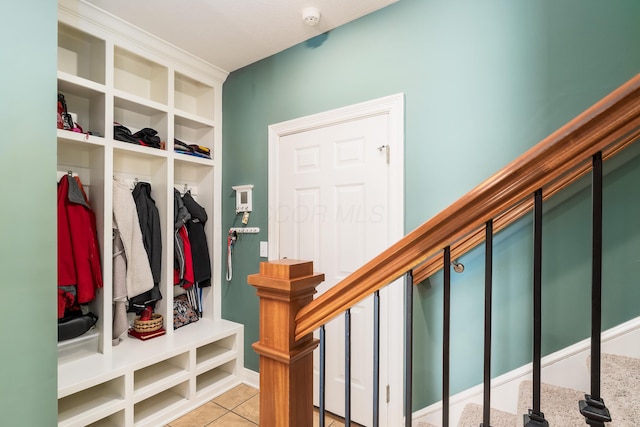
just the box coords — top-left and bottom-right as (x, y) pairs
(58, 0), (229, 84)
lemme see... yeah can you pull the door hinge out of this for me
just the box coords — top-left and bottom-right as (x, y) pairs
(377, 144), (390, 164)
(386, 384), (390, 403)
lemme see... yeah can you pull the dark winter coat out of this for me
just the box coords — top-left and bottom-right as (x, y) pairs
(132, 182), (162, 283)
(182, 191), (212, 287)
(129, 181), (162, 311)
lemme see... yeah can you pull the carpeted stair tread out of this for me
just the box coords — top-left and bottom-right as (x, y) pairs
(415, 352), (640, 427)
(456, 402), (517, 427)
(599, 353), (640, 426)
(517, 380), (586, 427)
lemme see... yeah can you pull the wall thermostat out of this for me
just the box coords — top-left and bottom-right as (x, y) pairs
(232, 184), (253, 214)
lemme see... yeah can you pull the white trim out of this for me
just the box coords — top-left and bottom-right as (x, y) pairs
(243, 368), (260, 389)
(268, 93), (405, 426)
(412, 316), (640, 426)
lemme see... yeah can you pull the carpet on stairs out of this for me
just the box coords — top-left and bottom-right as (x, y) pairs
(416, 352), (639, 427)
(599, 352), (640, 426)
(517, 380), (587, 427)
(456, 402), (517, 427)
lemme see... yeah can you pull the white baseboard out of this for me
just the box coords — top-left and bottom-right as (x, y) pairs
(412, 316), (640, 426)
(243, 367), (260, 389)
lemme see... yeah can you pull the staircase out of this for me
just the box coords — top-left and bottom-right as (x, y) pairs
(420, 352), (640, 427)
(415, 318), (640, 427)
(249, 75), (640, 427)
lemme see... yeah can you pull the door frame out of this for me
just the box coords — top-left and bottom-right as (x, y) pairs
(268, 93), (405, 425)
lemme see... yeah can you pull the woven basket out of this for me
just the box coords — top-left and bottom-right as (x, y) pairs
(133, 313), (163, 333)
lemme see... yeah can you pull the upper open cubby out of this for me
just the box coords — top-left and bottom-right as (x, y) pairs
(58, 23), (106, 85)
(114, 47), (168, 105)
(114, 97), (168, 147)
(174, 115), (214, 156)
(174, 72), (215, 119)
(58, 79), (106, 138)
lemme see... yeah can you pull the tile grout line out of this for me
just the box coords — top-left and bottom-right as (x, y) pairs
(231, 409), (259, 426)
(233, 392), (260, 425)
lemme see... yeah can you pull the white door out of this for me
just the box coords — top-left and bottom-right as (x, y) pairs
(270, 95), (404, 426)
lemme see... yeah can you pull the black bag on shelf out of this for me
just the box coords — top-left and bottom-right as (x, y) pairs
(58, 312), (98, 342)
(133, 128), (161, 148)
(113, 123), (139, 144)
(114, 123), (162, 149)
(58, 93), (74, 130)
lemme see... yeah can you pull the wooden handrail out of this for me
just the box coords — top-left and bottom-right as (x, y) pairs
(413, 124), (640, 284)
(294, 74), (640, 341)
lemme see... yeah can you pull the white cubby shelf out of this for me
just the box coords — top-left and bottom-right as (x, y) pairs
(56, 1), (238, 425)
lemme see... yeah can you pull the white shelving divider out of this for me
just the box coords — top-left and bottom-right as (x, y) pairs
(56, 1), (240, 425)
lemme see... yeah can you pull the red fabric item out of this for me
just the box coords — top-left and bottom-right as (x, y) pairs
(57, 178), (76, 289)
(174, 225), (194, 288)
(57, 289), (75, 319)
(140, 306), (153, 321)
(128, 327), (166, 341)
(57, 175), (103, 315)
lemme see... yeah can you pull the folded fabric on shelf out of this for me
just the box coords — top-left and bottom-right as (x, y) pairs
(189, 144), (211, 158)
(174, 138), (211, 159)
(174, 138), (193, 152)
(114, 123), (162, 149)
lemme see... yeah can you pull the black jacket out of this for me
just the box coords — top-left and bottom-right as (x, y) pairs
(130, 182), (162, 311)
(182, 191), (212, 287)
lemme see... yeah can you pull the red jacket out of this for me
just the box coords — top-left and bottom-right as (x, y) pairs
(57, 175), (103, 316)
(174, 225), (194, 289)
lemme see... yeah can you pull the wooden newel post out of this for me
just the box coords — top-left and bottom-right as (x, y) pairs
(248, 259), (325, 427)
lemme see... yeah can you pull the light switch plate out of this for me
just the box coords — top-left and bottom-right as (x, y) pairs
(260, 241), (268, 258)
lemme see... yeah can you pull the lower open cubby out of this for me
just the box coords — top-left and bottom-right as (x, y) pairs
(58, 376), (125, 427)
(196, 334), (236, 371)
(196, 359), (237, 395)
(86, 410), (125, 427)
(134, 381), (189, 426)
(57, 320), (243, 426)
(133, 352), (190, 400)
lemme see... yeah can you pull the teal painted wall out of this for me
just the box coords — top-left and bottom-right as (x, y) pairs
(222, 0), (640, 409)
(0, 0), (58, 424)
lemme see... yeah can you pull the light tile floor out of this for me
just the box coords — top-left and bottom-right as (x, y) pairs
(165, 383), (362, 426)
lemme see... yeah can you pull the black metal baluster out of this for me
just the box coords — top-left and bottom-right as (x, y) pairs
(443, 247), (451, 427)
(345, 309), (351, 425)
(320, 324), (326, 427)
(524, 189), (549, 427)
(481, 220), (493, 427)
(373, 290), (380, 427)
(579, 151), (612, 426)
(404, 270), (414, 427)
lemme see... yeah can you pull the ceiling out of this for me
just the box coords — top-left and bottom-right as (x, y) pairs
(84, 0), (399, 73)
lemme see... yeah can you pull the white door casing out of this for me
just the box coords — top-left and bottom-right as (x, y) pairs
(268, 94), (405, 426)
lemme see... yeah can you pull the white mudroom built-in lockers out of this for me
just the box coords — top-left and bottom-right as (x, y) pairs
(56, 1), (243, 425)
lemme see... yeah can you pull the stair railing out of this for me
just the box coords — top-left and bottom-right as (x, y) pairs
(249, 74), (640, 427)
(577, 152), (612, 427)
(523, 189), (548, 427)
